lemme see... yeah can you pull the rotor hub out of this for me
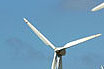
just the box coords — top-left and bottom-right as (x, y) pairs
(55, 49), (66, 57)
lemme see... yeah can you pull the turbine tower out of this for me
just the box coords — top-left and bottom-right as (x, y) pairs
(23, 18), (101, 69)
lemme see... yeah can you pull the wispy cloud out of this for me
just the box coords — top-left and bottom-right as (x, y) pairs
(60, 0), (102, 11)
(80, 52), (104, 66)
(6, 38), (49, 61)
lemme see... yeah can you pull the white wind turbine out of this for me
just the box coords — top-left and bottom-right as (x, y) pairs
(23, 18), (101, 69)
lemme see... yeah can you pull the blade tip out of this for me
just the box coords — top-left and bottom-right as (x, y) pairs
(96, 33), (102, 37)
(91, 7), (98, 12)
(23, 18), (28, 23)
(91, 9), (96, 12)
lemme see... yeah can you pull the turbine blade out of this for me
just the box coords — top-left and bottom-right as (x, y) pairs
(51, 52), (57, 69)
(23, 18), (56, 49)
(91, 3), (104, 11)
(62, 34), (101, 49)
(101, 65), (104, 69)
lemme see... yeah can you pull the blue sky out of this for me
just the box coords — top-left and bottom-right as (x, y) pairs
(0, 0), (104, 69)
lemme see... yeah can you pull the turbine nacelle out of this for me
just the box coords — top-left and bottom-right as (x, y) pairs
(55, 48), (66, 56)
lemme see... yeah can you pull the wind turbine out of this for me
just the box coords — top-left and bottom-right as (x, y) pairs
(23, 18), (101, 69)
(91, 2), (104, 11)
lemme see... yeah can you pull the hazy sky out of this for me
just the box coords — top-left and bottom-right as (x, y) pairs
(0, 0), (104, 69)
